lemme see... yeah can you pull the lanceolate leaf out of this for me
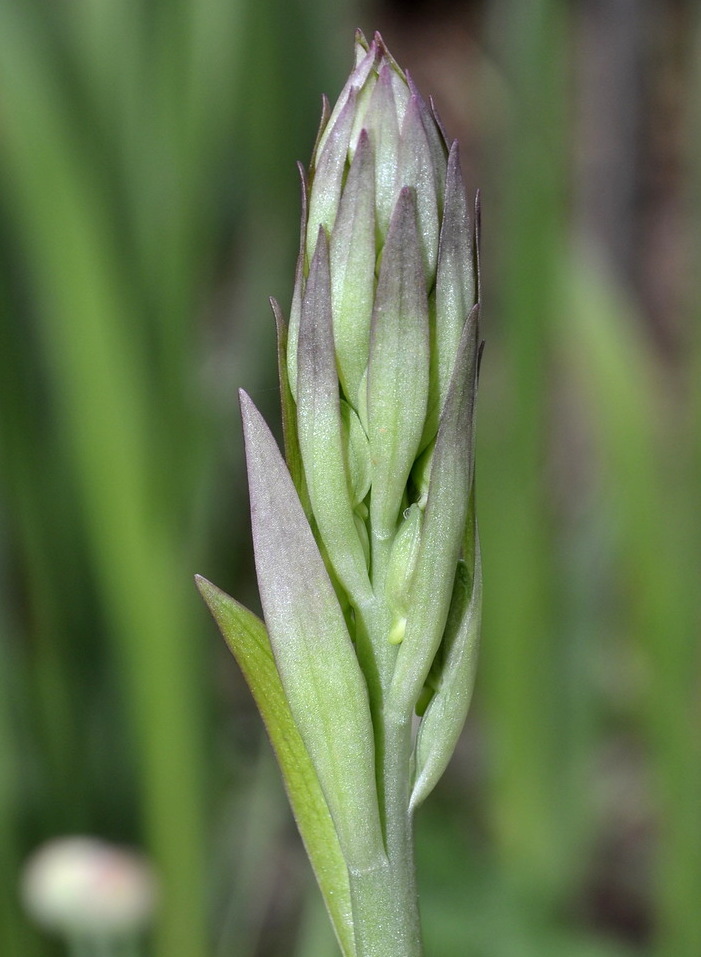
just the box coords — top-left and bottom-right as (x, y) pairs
(239, 391), (385, 872)
(195, 578), (356, 957)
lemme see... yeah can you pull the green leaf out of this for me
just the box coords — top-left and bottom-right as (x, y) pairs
(239, 392), (385, 872)
(195, 578), (357, 957)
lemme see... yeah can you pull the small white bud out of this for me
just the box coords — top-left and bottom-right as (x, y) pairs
(21, 836), (158, 937)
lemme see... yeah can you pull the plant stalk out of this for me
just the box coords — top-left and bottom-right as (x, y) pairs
(347, 536), (422, 957)
(347, 753), (422, 957)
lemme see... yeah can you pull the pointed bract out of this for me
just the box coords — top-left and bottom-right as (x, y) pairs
(434, 143), (474, 411)
(398, 95), (441, 283)
(388, 305), (479, 717)
(306, 90), (358, 266)
(286, 163), (309, 399)
(407, 72), (448, 212)
(296, 230), (374, 606)
(362, 64), (400, 238)
(410, 530), (482, 811)
(239, 392), (385, 871)
(368, 188), (430, 540)
(330, 130), (376, 407)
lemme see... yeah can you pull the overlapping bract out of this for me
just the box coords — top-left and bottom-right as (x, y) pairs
(283, 31), (481, 748)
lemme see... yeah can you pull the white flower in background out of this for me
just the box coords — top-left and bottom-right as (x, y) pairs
(21, 836), (158, 938)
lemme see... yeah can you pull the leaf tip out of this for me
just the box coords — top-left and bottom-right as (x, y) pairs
(238, 389), (259, 434)
(194, 573), (223, 610)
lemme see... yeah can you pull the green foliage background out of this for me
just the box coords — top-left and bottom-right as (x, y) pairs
(0, 1), (699, 956)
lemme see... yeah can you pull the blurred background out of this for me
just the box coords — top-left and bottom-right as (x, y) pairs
(1, 0), (699, 955)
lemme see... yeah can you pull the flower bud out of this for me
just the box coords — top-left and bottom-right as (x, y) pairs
(21, 837), (158, 938)
(284, 30), (479, 626)
(270, 31), (481, 815)
(385, 504), (423, 620)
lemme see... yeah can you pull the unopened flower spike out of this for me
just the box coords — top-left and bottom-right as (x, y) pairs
(198, 30), (481, 957)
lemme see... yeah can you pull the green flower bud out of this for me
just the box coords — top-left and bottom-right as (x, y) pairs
(385, 504), (423, 620)
(284, 31), (478, 611)
(340, 399), (371, 508)
(385, 503), (424, 646)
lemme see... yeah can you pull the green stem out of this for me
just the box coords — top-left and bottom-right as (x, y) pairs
(347, 840), (421, 957)
(379, 714), (422, 955)
(346, 763), (421, 957)
(349, 529), (422, 956)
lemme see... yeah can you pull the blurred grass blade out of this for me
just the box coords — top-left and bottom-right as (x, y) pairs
(566, 248), (701, 957)
(479, 0), (578, 904)
(0, 607), (34, 956)
(0, 7), (209, 956)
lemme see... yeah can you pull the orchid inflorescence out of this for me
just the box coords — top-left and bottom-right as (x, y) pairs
(198, 30), (481, 957)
